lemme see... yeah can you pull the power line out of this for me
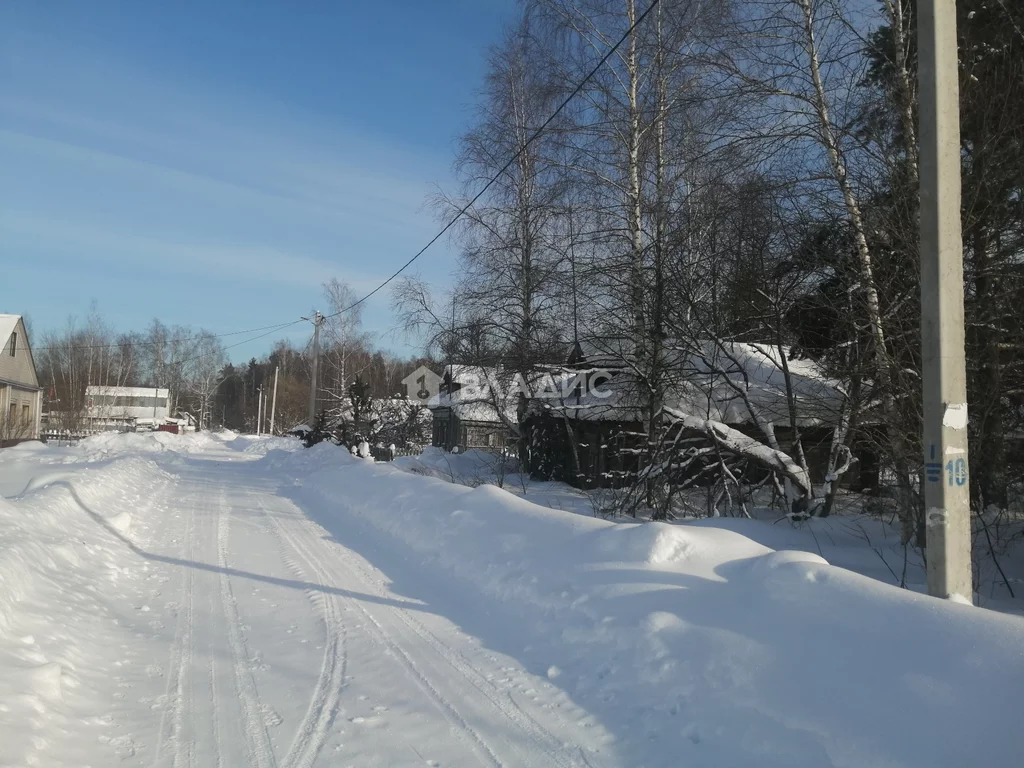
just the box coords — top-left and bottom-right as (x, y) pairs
(30, 319), (305, 354)
(322, 0), (662, 321)
(172, 321), (304, 370)
(30, 2), (662, 359)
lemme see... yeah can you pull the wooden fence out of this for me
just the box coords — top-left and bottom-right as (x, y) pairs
(40, 429), (104, 445)
(368, 445), (424, 462)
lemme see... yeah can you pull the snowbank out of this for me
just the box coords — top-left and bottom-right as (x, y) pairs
(0, 455), (175, 766)
(282, 443), (1024, 768)
(217, 432), (304, 456)
(17, 429), (303, 465)
(394, 445), (518, 484)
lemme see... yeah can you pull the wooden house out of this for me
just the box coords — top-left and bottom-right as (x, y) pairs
(524, 340), (870, 491)
(0, 314), (42, 446)
(429, 365), (516, 452)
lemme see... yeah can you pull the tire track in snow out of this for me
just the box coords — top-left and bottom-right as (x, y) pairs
(269, 504), (505, 768)
(208, 655), (225, 768)
(256, 497), (348, 768)
(151, 489), (197, 768)
(215, 488), (278, 768)
(312, 519), (592, 768)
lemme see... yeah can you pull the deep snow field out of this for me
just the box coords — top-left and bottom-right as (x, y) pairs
(1, 431), (1022, 767)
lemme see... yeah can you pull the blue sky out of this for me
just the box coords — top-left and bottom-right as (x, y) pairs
(0, 0), (515, 361)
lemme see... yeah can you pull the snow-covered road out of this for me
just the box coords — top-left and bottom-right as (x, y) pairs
(2, 431), (1023, 768)
(39, 441), (606, 767)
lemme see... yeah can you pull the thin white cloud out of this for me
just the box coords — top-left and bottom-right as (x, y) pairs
(0, 209), (384, 291)
(0, 127), (437, 234)
(0, 29), (462, 351)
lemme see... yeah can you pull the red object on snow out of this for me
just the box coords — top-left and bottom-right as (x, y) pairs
(157, 424), (179, 434)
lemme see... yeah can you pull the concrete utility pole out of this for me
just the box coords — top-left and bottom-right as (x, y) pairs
(269, 365), (279, 436)
(919, 0), (972, 600)
(306, 311), (325, 425)
(256, 387), (264, 437)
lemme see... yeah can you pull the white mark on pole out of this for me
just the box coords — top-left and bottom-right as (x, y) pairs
(944, 446), (966, 455)
(942, 403), (968, 430)
(926, 507), (946, 527)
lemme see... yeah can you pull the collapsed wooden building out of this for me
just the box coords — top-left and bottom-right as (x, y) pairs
(523, 340), (879, 493)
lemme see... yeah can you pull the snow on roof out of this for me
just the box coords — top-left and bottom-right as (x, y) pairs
(430, 387), (517, 424)
(0, 315), (24, 349)
(532, 341), (845, 428)
(675, 341), (844, 425)
(430, 366), (520, 424)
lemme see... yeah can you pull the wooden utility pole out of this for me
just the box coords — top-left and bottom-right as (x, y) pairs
(919, 0), (972, 600)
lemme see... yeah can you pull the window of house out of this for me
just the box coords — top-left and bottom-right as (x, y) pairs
(8, 332), (15, 357)
(22, 404), (29, 422)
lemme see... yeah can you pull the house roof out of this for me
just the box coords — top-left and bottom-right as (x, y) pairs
(0, 315), (21, 343)
(530, 341), (846, 429)
(430, 365), (519, 424)
(0, 314), (40, 389)
(432, 400), (511, 424)
(430, 385), (517, 424)
(672, 341), (844, 426)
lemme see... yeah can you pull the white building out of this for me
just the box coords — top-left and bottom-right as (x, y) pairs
(85, 385), (171, 430)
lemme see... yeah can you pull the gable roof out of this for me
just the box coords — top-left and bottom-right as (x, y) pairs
(0, 314), (40, 389)
(430, 367), (517, 424)
(429, 365), (555, 425)
(431, 390), (515, 424)
(0, 314), (21, 344)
